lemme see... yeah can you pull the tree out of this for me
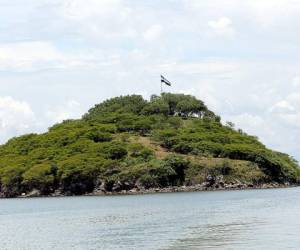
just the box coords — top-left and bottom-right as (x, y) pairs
(22, 163), (57, 194)
(142, 100), (169, 115)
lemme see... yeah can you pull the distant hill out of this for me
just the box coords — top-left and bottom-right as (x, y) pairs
(0, 93), (299, 197)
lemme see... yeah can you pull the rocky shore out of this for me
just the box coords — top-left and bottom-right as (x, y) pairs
(90, 182), (295, 197)
(15, 178), (296, 198)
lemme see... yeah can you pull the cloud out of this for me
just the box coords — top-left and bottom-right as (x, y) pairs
(208, 17), (235, 37)
(143, 25), (163, 41)
(46, 100), (83, 124)
(245, 0), (300, 28)
(60, 0), (136, 41)
(1, 0), (300, 161)
(292, 76), (300, 87)
(0, 97), (36, 142)
(225, 113), (274, 141)
(270, 101), (295, 114)
(0, 96), (84, 143)
(0, 41), (116, 72)
(270, 93), (300, 127)
(158, 60), (239, 75)
(62, 0), (123, 21)
(0, 41), (62, 72)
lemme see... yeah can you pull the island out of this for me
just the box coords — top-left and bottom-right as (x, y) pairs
(0, 93), (299, 198)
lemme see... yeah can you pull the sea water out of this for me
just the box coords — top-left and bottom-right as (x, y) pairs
(1, 188), (300, 249)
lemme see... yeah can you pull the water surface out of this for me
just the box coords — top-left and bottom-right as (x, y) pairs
(1, 188), (300, 249)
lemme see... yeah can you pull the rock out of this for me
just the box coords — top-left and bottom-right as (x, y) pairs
(99, 181), (106, 192)
(52, 189), (63, 196)
(128, 188), (139, 194)
(206, 175), (215, 185)
(135, 179), (145, 190)
(112, 181), (122, 192)
(25, 189), (41, 197)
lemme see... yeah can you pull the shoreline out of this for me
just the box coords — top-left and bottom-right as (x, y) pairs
(10, 182), (299, 199)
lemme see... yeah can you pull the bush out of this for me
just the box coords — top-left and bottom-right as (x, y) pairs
(133, 118), (152, 135)
(191, 141), (224, 157)
(0, 166), (26, 197)
(86, 131), (112, 143)
(172, 142), (193, 154)
(84, 95), (147, 119)
(105, 144), (128, 160)
(161, 155), (190, 185)
(129, 144), (154, 161)
(58, 156), (103, 194)
(153, 129), (178, 148)
(142, 100), (169, 116)
(139, 173), (158, 188)
(22, 164), (57, 194)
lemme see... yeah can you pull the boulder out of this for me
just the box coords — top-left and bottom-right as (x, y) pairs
(25, 189), (41, 197)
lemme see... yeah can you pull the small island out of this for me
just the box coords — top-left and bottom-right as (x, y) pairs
(0, 93), (299, 198)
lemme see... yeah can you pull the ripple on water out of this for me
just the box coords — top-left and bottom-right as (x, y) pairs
(1, 188), (300, 249)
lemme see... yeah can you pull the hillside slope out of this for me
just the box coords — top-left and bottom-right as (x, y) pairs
(0, 93), (299, 197)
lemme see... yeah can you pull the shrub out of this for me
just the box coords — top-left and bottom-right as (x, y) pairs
(191, 141), (224, 157)
(86, 131), (112, 143)
(58, 157), (103, 194)
(142, 100), (169, 116)
(105, 144), (128, 160)
(139, 173), (158, 188)
(0, 166), (26, 197)
(133, 118), (152, 135)
(22, 164), (57, 193)
(160, 155), (190, 185)
(129, 144), (154, 161)
(172, 142), (193, 154)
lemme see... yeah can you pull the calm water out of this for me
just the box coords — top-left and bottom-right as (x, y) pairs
(1, 188), (300, 250)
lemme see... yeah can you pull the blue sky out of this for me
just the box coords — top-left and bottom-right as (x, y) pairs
(1, 0), (300, 160)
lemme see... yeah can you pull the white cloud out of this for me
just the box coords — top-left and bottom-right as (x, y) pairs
(208, 17), (235, 37)
(270, 93), (300, 128)
(62, 0), (124, 20)
(60, 0), (136, 41)
(270, 100), (295, 114)
(245, 0), (300, 28)
(143, 25), (163, 41)
(292, 76), (300, 87)
(0, 41), (63, 72)
(158, 60), (239, 75)
(46, 100), (83, 124)
(0, 97), (36, 142)
(225, 113), (274, 140)
(0, 41), (115, 72)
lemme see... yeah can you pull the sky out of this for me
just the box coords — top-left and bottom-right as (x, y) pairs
(0, 0), (300, 160)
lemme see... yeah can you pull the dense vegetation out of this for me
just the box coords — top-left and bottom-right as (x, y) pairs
(0, 93), (299, 197)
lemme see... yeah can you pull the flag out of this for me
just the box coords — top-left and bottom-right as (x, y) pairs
(161, 75), (172, 86)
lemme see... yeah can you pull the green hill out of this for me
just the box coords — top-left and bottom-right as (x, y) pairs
(0, 93), (299, 197)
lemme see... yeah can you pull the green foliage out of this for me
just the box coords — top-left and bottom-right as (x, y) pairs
(22, 164), (57, 194)
(128, 144), (154, 161)
(58, 155), (107, 194)
(84, 95), (147, 119)
(0, 92), (298, 197)
(104, 143), (128, 160)
(142, 99), (169, 115)
(86, 130), (112, 143)
(161, 155), (190, 185)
